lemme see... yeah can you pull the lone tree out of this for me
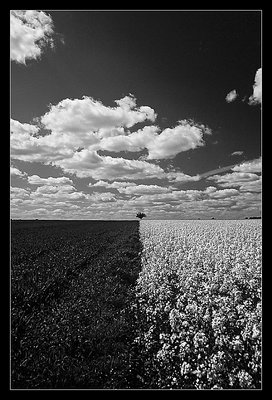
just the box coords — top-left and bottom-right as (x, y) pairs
(136, 212), (146, 220)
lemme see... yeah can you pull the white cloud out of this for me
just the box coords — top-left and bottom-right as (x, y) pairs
(225, 89), (238, 103)
(11, 179), (261, 220)
(203, 158), (262, 194)
(248, 68), (262, 105)
(207, 171), (261, 192)
(10, 91), (213, 189)
(41, 95), (156, 133)
(96, 119), (211, 160)
(199, 198), (237, 210)
(127, 186), (241, 205)
(30, 208), (49, 214)
(11, 186), (30, 199)
(204, 186), (217, 194)
(10, 166), (27, 178)
(23, 183), (91, 205)
(53, 149), (166, 180)
(91, 180), (137, 189)
(51, 208), (66, 214)
(11, 97), (211, 169)
(97, 127), (127, 139)
(11, 118), (39, 136)
(166, 171), (200, 183)
(10, 92), (222, 219)
(10, 10), (55, 64)
(10, 119), (73, 162)
(225, 69), (262, 107)
(146, 120), (211, 160)
(32, 184), (75, 195)
(114, 94), (137, 110)
(89, 192), (116, 202)
(238, 177), (262, 193)
(10, 119), (171, 181)
(115, 184), (172, 195)
(28, 175), (74, 186)
(207, 188), (239, 199)
(96, 125), (158, 153)
(10, 180), (120, 219)
(232, 157), (262, 173)
(11, 96), (157, 165)
(231, 150), (244, 156)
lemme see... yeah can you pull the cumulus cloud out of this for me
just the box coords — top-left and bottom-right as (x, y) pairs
(28, 175), (74, 186)
(207, 171), (261, 193)
(11, 186), (30, 199)
(29, 208), (49, 214)
(146, 120), (211, 160)
(200, 158), (261, 184)
(225, 69), (262, 107)
(32, 184), (74, 195)
(206, 158), (262, 196)
(10, 91), (214, 190)
(11, 95), (157, 164)
(91, 180), (137, 189)
(208, 171), (260, 184)
(128, 186), (240, 205)
(11, 177), (261, 220)
(10, 119), (169, 181)
(11, 95), (212, 168)
(114, 184), (172, 195)
(225, 89), (238, 103)
(29, 184), (91, 203)
(89, 192), (116, 202)
(115, 94), (137, 110)
(10, 166), (27, 178)
(96, 119), (211, 160)
(207, 188), (239, 199)
(90, 180), (171, 196)
(11, 118), (40, 137)
(166, 171), (200, 183)
(10, 10), (55, 64)
(123, 184), (260, 219)
(238, 177), (262, 193)
(248, 68), (262, 105)
(232, 157), (261, 173)
(96, 125), (158, 153)
(11, 118), (78, 162)
(54, 149), (166, 180)
(204, 186), (217, 194)
(40, 95), (156, 134)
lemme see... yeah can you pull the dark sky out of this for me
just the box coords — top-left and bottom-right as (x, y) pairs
(11, 11), (261, 173)
(10, 10), (262, 219)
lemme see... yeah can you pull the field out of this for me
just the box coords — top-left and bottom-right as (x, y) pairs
(11, 219), (262, 389)
(11, 220), (143, 389)
(134, 220), (262, 389)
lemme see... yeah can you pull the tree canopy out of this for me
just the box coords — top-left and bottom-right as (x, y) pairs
(136, 212), (146, 219)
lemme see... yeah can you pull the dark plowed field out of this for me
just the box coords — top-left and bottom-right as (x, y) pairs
(11, 220), (143, 389)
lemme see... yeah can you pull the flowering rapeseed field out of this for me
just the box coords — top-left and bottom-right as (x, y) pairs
(133, 219), (262, 389)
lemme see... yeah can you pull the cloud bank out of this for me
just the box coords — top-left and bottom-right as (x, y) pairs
(10, 90), (261, 219)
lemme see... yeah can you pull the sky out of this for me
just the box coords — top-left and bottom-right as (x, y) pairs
(10, 10), (262, 220)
